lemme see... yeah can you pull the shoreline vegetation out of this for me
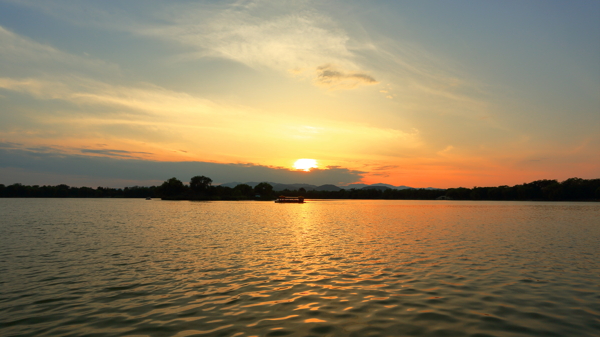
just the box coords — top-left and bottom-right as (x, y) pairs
(1, 176), (599, 201)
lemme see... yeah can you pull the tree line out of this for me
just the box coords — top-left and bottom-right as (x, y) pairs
(0, 183), (156, 198)
(0, 176), (275, 200)
(0, 177), (598, 201)
(276, 178), (599, 201)
(157, 176), (274, 200)
(444, 178), (600, 201)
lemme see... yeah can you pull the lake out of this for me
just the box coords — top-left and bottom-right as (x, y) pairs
(1, 199), (599, 337)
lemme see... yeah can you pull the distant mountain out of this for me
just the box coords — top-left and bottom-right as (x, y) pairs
(219, 182), (247, 188)
(360, 186), (391, 191)
(219, 182), (321, 190)
(342, 183), (368, 189)
(270, 183), (318, 191)
(218, 182), (441, 191)
(217, 182), (315, 189)
(342, 183), (414, 190)
(314, 184), (342, 191)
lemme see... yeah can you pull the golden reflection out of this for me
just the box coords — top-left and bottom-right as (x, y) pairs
(294, 302), (319, 311)
(304, 318), (327, 323)
(171, 325), (234, 336)
(246, 315), (299, 327)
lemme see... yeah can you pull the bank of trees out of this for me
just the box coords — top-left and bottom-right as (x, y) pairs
(0, 176), (277, 200)
(157, 176), (274, 200)
(0, 183), (157, 198)
(445, 178), (600, 201)
(1, 177), (598, 201)
(277, 187), (446, 200)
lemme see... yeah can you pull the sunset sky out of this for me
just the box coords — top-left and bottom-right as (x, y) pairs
(1, 0), (599, 188)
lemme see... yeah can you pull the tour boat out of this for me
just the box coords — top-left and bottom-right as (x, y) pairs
(274, 196), (305, 203)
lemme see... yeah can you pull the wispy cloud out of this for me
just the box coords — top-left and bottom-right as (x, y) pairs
(0, 24), (224, 121)
(0, 24), (215, 115)
(1, 25), (224, 121)
(0, 76), (226, 118)
(1, 1), (473, 99)
(0, 25), (119, 78)
(0, 24), (230, 118)
(136, 0), (377, 90)
(0, 23), (421, 165)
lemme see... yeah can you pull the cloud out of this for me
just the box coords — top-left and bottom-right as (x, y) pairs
(0, 25), (229, 120)
(0, 76), (224, 117)
(0, 141), (23, 148)
(134, 1), (375, 90)
(0, 23), (421, 164)
(315, 64), (377, 89)
(0, 25), (119, 79)
(2, 2), (472, 98)
(80, 149), (153, 158)
(0, 27), (249, 159)
(0, 145), (365, 187)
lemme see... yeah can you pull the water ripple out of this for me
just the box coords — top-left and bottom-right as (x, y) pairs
(1, 199), (599, 336)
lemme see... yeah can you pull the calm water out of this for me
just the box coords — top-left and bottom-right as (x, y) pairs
(1, 199), (599, 337)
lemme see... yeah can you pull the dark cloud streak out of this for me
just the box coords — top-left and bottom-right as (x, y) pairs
(0, 147), (364, 187)
(80, 149), (154, 158)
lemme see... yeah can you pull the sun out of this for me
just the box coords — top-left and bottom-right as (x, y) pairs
(293, 158), (318, 171)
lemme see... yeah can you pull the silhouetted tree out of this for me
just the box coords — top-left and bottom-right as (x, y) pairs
(190, 175), (212, 195)
(53, 184), (69, 197)
(159, 177), (187, 199)
(446, 187), (471, 200)
(254, 182), (274, 200)
(212, 185), (232, 200)
(233, 184), (253, 199)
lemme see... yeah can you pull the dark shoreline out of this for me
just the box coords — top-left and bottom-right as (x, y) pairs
(1, 197), (598, 202)
(1, 176), (599, 202)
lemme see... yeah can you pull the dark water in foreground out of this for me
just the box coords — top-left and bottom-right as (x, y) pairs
(1, 199), (599, 337)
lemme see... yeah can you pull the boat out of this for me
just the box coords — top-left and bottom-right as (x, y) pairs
(145, 197), (152, 200)
(274, 196), (305, 203)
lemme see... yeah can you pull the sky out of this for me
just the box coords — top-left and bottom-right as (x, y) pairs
(0, 0), (599, 188)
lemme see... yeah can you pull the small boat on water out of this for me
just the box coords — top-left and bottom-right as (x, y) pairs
(274, 196), (305, 203)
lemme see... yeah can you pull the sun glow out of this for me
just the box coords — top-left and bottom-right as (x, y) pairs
(293, 158), (318, 171)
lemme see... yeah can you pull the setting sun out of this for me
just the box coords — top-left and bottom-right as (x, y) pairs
(293, 159), (318, 171)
